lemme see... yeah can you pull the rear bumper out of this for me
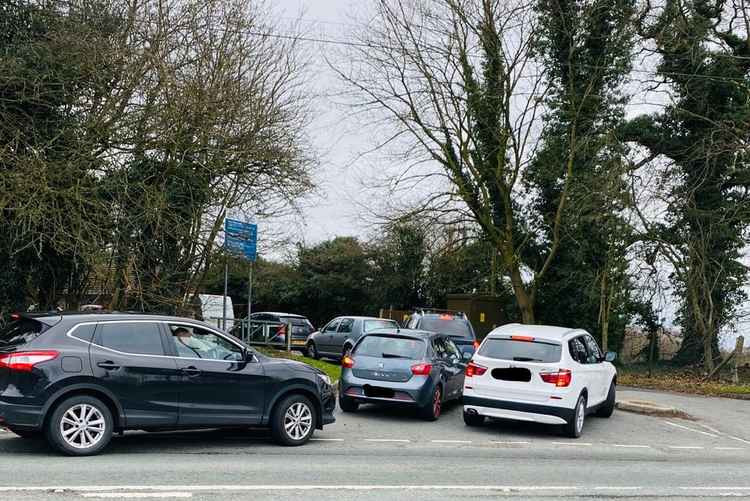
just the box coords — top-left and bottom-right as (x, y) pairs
(340, 372), (434, 408)
(463, 395), (574, 425)
(0, 397), (43, 429)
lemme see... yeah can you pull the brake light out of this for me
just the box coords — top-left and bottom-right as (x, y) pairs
(465, 362), (487, 377)
(511, 335), (535, 342)
(341, 356), (355, 369)
(10, 313), (20, 320)
(411, 363), (432, 375)
(439, 314), (454, 320)
(0, 351), (59, 372)
(540, 369), (572, 387)
(473, 340), (479, 350)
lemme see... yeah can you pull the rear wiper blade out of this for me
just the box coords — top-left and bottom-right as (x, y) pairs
(513, 357), (543, 362)
(381, 353), (408, 358)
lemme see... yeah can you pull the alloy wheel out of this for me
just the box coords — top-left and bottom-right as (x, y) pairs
(575, 398), (585, 434)
(59, 403), (106, 450)
(284, 402), (313, 441)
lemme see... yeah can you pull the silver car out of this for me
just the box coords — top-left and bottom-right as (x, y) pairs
(306, 316), (399, 360)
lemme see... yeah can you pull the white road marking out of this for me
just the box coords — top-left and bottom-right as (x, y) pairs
(682, 487), (750, 491)
(309, 438), (344, 442)
(668, 446), (704, 450)
(696, 423), (724, 435)
(663, 421), (719, 438)
(0, 485), (583, 493)
(715, 447), (745, 451)
(491, 441), (531, 445)
(593, 486), (642, 490)
(81, 494), (192, 499)
(728, 435), (750, 446)
(613, 444), (651, 449)
(364, 439), (410, 443)
(431, 439), (472, 444)
(551, 442), (592, 446)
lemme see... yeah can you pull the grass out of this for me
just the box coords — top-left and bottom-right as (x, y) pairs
(255, 346), (341, 382)
(618, 364), (750, 399)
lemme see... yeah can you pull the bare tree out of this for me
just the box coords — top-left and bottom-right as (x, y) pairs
(335, 0), (623, 323)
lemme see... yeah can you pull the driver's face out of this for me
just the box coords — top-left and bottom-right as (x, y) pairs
(174, 329), (191, 339)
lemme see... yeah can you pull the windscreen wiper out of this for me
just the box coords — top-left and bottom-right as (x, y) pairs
(513, 357), (544, 362)
(381, 353), (408, 358)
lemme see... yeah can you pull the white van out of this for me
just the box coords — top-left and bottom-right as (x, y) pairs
(197, 294), (234, 331)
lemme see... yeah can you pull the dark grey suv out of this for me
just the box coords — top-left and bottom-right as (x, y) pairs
(406, 309), (478, 357)
(0, 313), (335, 456)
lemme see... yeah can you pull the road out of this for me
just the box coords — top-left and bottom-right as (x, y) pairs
(0, 388), (748, 500)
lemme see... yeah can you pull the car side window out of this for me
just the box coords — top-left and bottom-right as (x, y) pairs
(338, 318), (354, 334)
(97, 322), (165, 356)
(568, 337), (588, 364)
(444, 338), (462, 360)
(167, 324), (244, 361)
(324, 319), (340, 333)
(432, 338), (447, 359)
(583, 335), (603, 363)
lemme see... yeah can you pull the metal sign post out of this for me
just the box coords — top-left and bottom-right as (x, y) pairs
(223, 218), (258, 334)
(222, 259), (229, 330)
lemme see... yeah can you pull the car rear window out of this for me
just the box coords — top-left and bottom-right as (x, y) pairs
(0, 318), (50, 348)
(418, 315), (473, 338)
(363, 319), (398, 332)
(281, 317), (313, 329)
(354, 335), (425, 360)
(478, 338), (562, 363)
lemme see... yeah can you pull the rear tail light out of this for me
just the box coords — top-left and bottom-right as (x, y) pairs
(0, 351), (59, 372)
(410, 363), (432, 376)
(465, 362), (487, 377)
(341, 356), (355, 369)
(540, 369), (572, 387)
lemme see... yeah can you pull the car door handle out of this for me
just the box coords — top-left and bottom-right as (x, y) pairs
(97, 361), (120, 371)
(181, 366), (202, 377)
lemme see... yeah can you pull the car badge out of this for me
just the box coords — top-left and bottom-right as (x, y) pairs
(378, 363), (384, 369)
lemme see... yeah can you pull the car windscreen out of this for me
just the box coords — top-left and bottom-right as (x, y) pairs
(363, 319), (398, 332)
(419, 316), (473, 338)
(0, 318), (50, 348)
(478, 338), (562, 363)
(354, 335), (426, 360)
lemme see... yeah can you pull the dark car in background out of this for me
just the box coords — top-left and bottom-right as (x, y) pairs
(339, 329), (469, 420)
(234, 312), (315, 354)
(0, 313), (335, 456)
(306, 316), (400, 360)
(406, 309), (478, 357)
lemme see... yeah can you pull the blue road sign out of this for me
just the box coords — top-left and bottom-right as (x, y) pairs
(224, 219), (257, 261)
(225, 219), (257, 240)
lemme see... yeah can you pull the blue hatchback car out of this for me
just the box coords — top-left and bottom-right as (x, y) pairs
(339, 329), (469, 420)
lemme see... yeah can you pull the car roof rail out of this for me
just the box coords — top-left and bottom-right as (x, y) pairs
(413, 307), (467, 318)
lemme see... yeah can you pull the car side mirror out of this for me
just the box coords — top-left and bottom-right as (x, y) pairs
(244, 350), (258, 362)
(604, 351), (617, 363)
(462, 352), (472, 361)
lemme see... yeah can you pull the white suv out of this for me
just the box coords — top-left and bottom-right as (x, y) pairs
(462, 324), (617, 438)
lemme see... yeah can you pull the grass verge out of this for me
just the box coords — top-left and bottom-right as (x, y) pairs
(619, 366), (750, 399)
(255, 346), (341, 382)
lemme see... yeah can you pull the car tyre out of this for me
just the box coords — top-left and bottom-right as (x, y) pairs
(596, 381), (616, 418)
(307, 342), (320, 360)
(463, 411), (485, 427)
(46, 395), (114, 456)
(563, 394), (586, 439)
(418, 385), (442, 421)
(339, 394), (359, 412)
(7, 427), (42, 439)
(271, 394), (317, 446)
